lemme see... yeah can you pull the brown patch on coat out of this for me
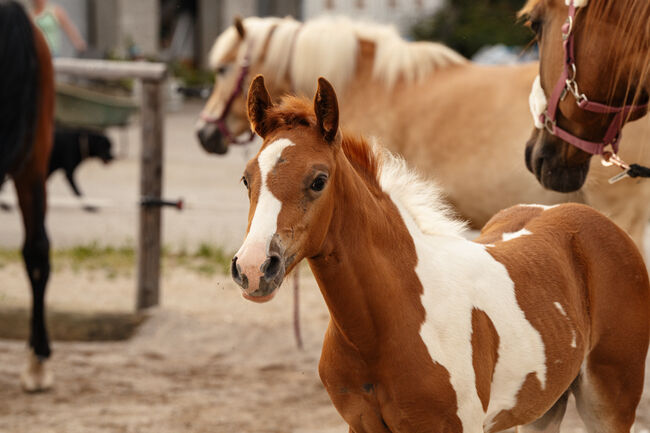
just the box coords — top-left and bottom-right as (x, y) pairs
(471, 308), (499, 412)
(477, 203), (649, 431)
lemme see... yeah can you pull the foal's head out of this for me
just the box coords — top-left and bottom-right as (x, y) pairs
(231, 75), (341, 302)
(521, 0), (650, 192)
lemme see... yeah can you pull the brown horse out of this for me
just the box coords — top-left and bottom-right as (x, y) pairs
(196, 16), (650, 254)
(0, 0), (55, 391)
(521, 0), (650, 192)
(232, 75), (649, 432)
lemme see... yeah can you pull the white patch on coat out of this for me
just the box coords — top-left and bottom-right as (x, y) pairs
(565, 0), (588, 7)
(389, 200), (546, 432)
(554, 302), (567, 317)
(523, 204), (558, 211)
(571, 330), (577, 348)
(529, 75), (547, 129)
(502, 229), (532, 242)
(237, 138), (295, 251)
(554, 302), (578, 348)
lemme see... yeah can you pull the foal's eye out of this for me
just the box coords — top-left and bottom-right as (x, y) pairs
(310, 175), (328, 192)
(241, 176), (249, 189)
(216, 65), (229, 75)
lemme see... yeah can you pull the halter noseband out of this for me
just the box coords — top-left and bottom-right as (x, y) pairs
(536, 0), (648, 157)
(200, 52), (255, 146)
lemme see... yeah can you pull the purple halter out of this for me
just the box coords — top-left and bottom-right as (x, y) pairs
(540, 0), (649, 156)
(200, 54), (255, 146)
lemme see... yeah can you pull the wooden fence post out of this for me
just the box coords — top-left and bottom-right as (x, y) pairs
(137, 79), (164, 309)
(52, 59), (168, 311)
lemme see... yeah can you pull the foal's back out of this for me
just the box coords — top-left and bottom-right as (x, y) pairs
(475, 203), (649, 432)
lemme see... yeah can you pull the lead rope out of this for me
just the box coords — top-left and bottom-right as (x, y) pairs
(602, 152), (650, 183)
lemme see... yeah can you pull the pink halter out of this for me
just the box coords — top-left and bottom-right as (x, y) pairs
(200, 50), (255, 146)
(540, 0), (648, 156)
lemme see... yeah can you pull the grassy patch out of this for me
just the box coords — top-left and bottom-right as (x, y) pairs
(0, 242), (233, 277)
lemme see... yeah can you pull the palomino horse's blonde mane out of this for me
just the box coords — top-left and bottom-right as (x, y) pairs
(209, 16), (466, 95)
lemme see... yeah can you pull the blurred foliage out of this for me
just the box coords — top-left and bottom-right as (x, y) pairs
(170, 61), (214, 87)
(411, 0), (533, 58)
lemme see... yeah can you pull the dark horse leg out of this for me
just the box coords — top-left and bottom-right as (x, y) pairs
(14, 164), (52, 392)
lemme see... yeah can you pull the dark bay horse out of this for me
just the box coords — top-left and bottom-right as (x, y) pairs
(521, 0), (650, 192)
(232, 75), (649, 432)
(0, 0), (55, 391)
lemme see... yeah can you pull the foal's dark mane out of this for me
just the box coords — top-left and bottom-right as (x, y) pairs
(266, 96), (382, 188)
(0, 0), (39, 179)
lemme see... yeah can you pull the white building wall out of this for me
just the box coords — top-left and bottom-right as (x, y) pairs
(302, 0), (443, 36)
(118, 0), (159, 55)
(220, 0), (256, 30)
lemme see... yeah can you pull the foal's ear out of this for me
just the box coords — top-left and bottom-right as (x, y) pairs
(247, 75), (273, 138)
(314, 77), (339, 142)
(234, 16), (245, 38)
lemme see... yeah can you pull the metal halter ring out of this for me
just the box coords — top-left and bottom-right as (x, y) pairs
(544, 113), (556, 134)
(562, 15), (574, 40)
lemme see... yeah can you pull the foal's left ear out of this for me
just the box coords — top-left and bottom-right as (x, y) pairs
(314, 77), (339, 142)
(247, 75), (273, 138)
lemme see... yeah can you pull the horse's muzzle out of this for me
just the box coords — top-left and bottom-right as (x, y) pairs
(525, 129), (590, 193)
(197, 123), (229, 155)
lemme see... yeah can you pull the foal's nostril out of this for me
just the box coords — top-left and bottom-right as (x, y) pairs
(262, 254), (282, 281)
(231, 257), (248, 289)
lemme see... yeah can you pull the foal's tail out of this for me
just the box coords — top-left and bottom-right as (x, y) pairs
(0, 0), (39, 179)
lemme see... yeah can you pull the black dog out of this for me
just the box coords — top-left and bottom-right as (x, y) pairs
(0, 127), (113, 211)
(48, 127), (114, 198)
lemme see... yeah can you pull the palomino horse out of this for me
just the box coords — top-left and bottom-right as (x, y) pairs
(233, 75), (649, 432)
(196, 16), (650, 254)
(521, 0), (650, 192)
(0, 0), (55, 391)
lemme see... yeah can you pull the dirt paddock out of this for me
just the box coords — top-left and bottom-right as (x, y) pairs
(0, 104), (649, 432)
(0, 263), (649, 433)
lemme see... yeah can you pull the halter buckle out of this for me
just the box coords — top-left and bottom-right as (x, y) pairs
(543, 113), (556, 134)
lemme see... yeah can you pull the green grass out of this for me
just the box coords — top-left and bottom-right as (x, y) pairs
(0, 242), (234, 278)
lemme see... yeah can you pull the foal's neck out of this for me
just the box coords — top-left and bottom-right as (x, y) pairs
(307, 152), (424, 355)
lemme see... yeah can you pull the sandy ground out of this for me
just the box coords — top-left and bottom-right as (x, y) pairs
(0, 264), (649, 433)
(1, 103), (649, 432)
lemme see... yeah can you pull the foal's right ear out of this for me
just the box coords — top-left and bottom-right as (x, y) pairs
(314, 77), (339, 142)
(247, 75), (273, 138)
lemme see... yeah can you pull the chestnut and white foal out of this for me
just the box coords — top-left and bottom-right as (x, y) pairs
(232, 75), (650, 433)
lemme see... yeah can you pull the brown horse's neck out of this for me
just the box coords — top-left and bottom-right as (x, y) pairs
(307, 151), (424, 356)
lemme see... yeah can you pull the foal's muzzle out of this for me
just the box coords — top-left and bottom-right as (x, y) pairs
(231, 239), (286, 303)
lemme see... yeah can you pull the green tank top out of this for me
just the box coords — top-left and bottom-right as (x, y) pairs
(34, 6), (61, 56)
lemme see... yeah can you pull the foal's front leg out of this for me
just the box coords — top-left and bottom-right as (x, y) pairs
(14, 172), (52, 392)
(319, 324), (392, 433)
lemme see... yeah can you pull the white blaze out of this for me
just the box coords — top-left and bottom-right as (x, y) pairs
(529, 75), (548, 129)
(565, 0), (588, 6)
(235, 138), (295, 286)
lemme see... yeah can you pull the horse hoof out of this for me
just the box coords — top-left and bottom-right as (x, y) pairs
(20, 351), (53, 392)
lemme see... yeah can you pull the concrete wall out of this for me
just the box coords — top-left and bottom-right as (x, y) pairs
(118, 0), (159, 56)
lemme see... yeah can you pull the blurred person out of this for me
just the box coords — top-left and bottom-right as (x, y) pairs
(31, 0), (86, 56)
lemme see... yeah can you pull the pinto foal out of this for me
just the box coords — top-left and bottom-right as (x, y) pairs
(232, 75), (650, 433)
